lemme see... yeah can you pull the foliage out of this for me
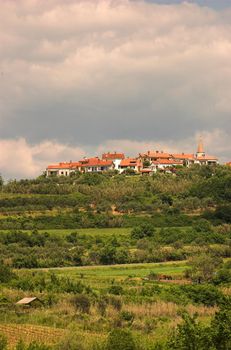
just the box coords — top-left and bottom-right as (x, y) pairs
(187, 253), (223, 283)
(0, 261), (15, 283)
(131, 223), (155, 239)
(166, 306), (231, 350)
(105, 329), (136, 350)
(71, 294), (91, 314)
(0, 334), (7, 350)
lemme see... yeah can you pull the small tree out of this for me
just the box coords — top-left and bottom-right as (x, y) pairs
(187, 253), (222, 283)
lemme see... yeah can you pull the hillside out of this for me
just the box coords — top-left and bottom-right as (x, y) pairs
(0, 165), (231, 349)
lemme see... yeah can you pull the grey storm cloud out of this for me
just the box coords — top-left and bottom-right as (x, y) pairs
(0, 0), (231, 178)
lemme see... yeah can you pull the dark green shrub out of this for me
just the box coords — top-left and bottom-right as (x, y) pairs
(120, 310), (135, 322)
(109, 296), (123, 311)
(105, 329), (136, 350)
(108, 285), (123, 295)
(213, 268), (231, 285)
(0, 334), (7, 350)
(0, 261), (15, 283)
(131, 223), (155, 239)
(167, 313), (210, 350)
(71, 294), (91, 314)
(181, 284), (224, 307)
(210, 307), (231, 349)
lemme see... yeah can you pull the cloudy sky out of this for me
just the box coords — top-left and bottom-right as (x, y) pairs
(0, 0), (231, 179)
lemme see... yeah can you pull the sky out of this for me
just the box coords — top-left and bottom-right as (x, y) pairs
(0, 0), (231, 179)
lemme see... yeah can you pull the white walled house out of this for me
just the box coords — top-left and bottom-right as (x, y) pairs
(102, 152), (125, 171)
(79, 157), (114, 173)
(46, 162), (81, 177)
(118, 158), (142, 174)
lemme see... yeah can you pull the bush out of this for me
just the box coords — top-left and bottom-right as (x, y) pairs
(71, 294), (91, 314)
(181, 284), (224, 307)
(16, 341), (52, 350)
(108, 285), (124, 295)
(105, 329), (136, 350)
(213, 268), (231, 285)
(210, 306), (231, 349)
(165, 306), (231, 350)
(131, 223), (155, 239)
(120, 310), (135, 322)
(166, 312), (210, 350)
(0, 261), (15, 283)
(109, 296), (123, 311)
(0, 334), (7, 350)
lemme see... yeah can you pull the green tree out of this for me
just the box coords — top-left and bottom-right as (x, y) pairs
(131, 223), (155, 239)
(211, 307), (231, 350)
(187, 253), (222, 283)
(167, 313), (211, 350)
(0, 261), (15, 283)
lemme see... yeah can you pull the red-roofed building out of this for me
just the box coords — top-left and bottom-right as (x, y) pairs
(119, 158), (142, 173)
(194, 137), (218, 165)
(46, 162), (81, 177)
(139, 150), (171, 162)
(102, 152), (125, 170)
(79, 157), (114, 173)
(171, 153), (195, 167)
(46, 138), (219, 177)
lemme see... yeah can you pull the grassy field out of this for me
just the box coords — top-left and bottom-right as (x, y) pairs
(39, 227), (132, 237)
(49, 261), (187, 278)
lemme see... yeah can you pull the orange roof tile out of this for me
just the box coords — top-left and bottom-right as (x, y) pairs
(141, 151), (171, 159)
(171, 153), (195, 160)
(102, 152), (125, 160)
(141, 169), (153, 173)
(79, 157), (113, 167)
(47, 162), (81, 170)
(120, 158), (141, 167)
(156, 159), (183, 165)
(196, 155), (218, 161)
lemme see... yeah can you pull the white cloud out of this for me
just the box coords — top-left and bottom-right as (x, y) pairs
(0, 0), (231, 174)
(0, 138), (85, 179)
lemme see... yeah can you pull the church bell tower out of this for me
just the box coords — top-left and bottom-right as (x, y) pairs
(196, 136), (205, 158)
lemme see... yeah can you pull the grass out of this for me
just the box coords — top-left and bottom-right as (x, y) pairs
(39, 227), (132, 237)
(50, 261), (187, 278)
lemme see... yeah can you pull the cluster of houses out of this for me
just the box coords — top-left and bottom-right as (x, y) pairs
(46, 139), (219, 177)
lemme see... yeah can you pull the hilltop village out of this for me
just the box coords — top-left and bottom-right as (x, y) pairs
(46, 139), (218, 176)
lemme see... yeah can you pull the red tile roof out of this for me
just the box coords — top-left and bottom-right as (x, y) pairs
(79, 157), (113, 167)
(102, 152), (125, 160)
(156, 159), (183, 165)
(120, 158), (142, 167)
(171, 153), (195, 160)
(141, 169), (153, 173)
(140, 151), (171, 159)
(196, 155), (218, 161)
(47, 162), (81, 170)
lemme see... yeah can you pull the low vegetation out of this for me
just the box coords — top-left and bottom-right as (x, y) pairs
(0, 165), (230, 348)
